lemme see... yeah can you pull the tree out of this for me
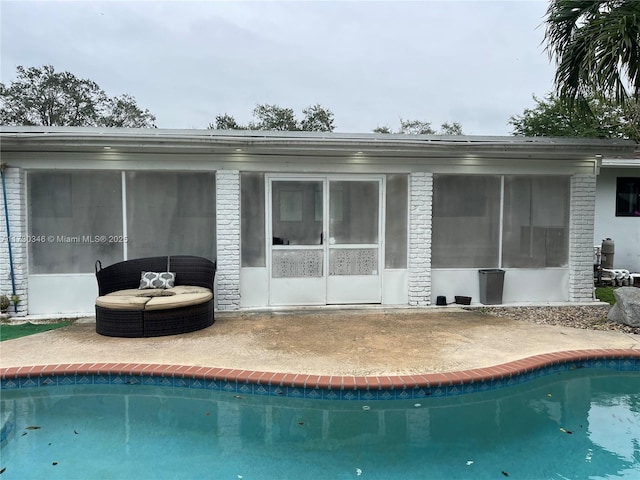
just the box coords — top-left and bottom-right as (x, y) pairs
(440, 121), (464, 135)
(249, 104), (298, 131)
(0, 65), (156, 127)
(399, 119), (436, 135)
(101, 94), (157, 128)
(212, 113), (246, 130)
(210, 104), (335, 132)
(509, 92), (640, 141)
(373, 119), (464, 135)
(300, 104), (334, 132)
(544, 0), (640, 108)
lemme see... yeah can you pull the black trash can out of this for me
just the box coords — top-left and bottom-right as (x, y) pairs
(478, 269), (505, 305)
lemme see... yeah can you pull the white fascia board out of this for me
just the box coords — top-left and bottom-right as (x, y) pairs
(601, 158), (640, 168)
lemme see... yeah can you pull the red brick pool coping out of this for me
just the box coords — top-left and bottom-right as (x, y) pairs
(2, 349), (638, 390)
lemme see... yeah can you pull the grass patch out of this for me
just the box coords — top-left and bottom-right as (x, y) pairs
(0, 321), (72, 342)
(595, 287), (617, 305)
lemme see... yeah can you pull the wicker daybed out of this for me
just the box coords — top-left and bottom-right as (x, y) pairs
(95, 255), (216, 338)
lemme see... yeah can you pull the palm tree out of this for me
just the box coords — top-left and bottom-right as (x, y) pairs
(544, 0), (640, 108)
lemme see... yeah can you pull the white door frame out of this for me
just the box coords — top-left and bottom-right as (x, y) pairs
(266, 174), (384, 306)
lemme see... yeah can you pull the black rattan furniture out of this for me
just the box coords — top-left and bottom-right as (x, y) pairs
(95, 255), (216, 338)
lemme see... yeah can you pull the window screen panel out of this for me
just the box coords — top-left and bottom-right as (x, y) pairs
(241, 172), (265, 267)
(271, 181), (323, 246)
(502, 176), (569, 267)
(432, 175), (501, 268)
(126, 172), (216, 260)
(385, 174), (408, 268)
(28, 171), (123, 273)
(329, 181), (379, 244)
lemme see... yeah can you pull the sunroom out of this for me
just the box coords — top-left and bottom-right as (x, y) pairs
(0, 127), (635, 316)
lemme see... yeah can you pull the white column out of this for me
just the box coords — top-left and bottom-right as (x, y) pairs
(569, 174), (597, 302)
(216, 170), (241, 310)
(0, 166), (28, 316)
(408, 172), (433, 306)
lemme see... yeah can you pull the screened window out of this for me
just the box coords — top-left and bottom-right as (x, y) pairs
(329, 181), (379, 244)
(615, 177), (640, 217)
(28, 171), (123, 273)
(241, 172), (266, 267)
(432, 175), (501, 268)
(502, 176), (569, 267)
(126, 172), (216, 260)
(271, 180), (323, 246)
(385, 174), (408, 268)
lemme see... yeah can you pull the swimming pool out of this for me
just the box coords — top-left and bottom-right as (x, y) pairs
(1, 363), (639, 479)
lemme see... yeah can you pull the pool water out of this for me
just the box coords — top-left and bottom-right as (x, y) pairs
(1, 369), (639, 479)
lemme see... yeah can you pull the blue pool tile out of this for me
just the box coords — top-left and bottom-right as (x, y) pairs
(339, 390), (359, 401)
(124, 375), (141, 386)
(142, 376), (159, 386)
(19, 377), (37, 388)
(432, 387), (445, 397)
(185, 378), (203, 389)
(360, 390), (377, 401)
(205, 379), (221, 391)
(287, 387), (305, 398)
(1, 379), (18, 389)
(253, 384), (270, 396)
(323, 390), (340, 400)
(446, 385), (462, 396)
(305, 388), (322, 400)
(157, 377), (173, 387)
(39, 376), (57, 387)
(237, 383), (253, 395)
(222, 382), (237, 393)
(463, 383), (478, 394)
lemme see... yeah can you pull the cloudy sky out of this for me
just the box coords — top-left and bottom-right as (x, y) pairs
(1, 0), (557, 135)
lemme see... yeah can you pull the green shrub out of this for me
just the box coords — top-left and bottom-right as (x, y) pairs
(0, 294), (9, 313)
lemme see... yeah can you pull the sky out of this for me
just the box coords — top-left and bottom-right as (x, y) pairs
(0, 0), (558, 135)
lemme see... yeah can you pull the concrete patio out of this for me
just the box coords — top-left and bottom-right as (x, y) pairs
(2, 307), (638, 376)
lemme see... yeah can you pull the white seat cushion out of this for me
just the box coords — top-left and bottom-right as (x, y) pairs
(96, 295), (150, 310)
(165, 285), (212, 295)
(144, 292), (213, 311)
(106, 288), (170, 297)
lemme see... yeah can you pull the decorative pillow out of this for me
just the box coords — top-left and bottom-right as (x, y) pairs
(139, 271), (176, 289)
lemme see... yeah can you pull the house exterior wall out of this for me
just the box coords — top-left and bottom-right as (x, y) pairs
(3, 128), (630, 315)
(594, 168), (640, 272)
(569, 174), (597, 302)
(408, 172), (433, 306)
(0, 167), (603, 315)
(0, 166), (28, 316)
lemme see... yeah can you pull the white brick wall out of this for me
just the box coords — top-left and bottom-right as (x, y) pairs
(569, 174), (597, 302)
(216, 170), (241, 310)
(408, 172), (433, 306)
(0, 167), (28, 316)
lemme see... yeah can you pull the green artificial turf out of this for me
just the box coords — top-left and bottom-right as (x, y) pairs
(0, 321), (72, 342)
(595, 287), (617, 305)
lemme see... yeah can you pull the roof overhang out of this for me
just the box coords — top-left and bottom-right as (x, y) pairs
(1, 127), (636, 163)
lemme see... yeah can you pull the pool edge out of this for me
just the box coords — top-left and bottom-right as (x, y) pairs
(1, 349), (638, 393)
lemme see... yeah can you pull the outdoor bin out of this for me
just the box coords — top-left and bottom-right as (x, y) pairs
(479, 269), (505, 305)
